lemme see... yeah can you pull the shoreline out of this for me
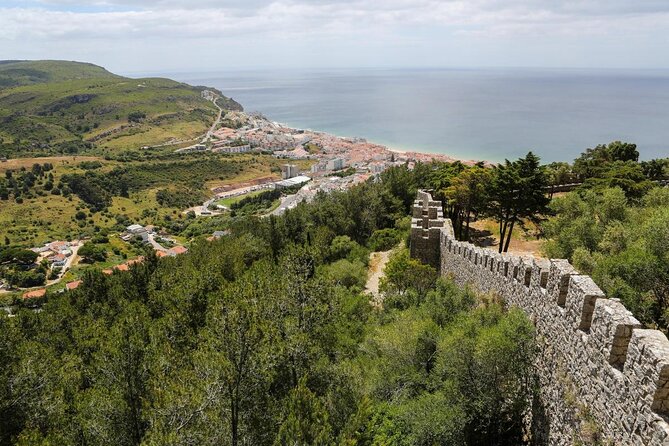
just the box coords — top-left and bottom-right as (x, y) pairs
(265, 117), (485, 166)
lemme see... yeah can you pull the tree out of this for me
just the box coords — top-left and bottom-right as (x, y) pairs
(274, 377), (333, 446)
(197, 265), (277, 446)
(489, 152), (549, 253)
(78, 242), (107, 263)
(380, 248), (438, 304)
(583, 161), (653, 198)
(79, 302), (151, 446)
(444, 166), (492, 240)
(12, 249), (38, 265)
(127, 111), (146, 123)
(573, 141), (639, 179)
(641, 158), (668, 180)
(437, 306), (535, 445)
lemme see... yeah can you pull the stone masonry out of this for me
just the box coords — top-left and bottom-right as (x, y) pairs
(410, 190), (669, 445)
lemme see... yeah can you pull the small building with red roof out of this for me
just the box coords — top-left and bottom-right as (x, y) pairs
(23, 289), (46, 299)
(169, 246), (188, 256)
(66, 280), (82, 291)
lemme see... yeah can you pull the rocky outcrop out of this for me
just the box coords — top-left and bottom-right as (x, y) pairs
(410, 190), (669, 445)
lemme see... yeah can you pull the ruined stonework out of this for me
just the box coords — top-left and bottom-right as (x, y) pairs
(410, 191), (669, 445)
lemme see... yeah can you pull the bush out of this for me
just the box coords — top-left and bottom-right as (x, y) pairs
(320, 259), (367, 289)
(368, 228), (401, 252)
(78, 242), (107, 263)
(128, 111), (146, 123)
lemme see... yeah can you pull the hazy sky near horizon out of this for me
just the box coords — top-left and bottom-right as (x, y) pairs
(1, 0), (669, 74)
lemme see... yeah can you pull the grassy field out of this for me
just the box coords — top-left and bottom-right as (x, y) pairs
(0, 155), (104, 172)
(0, 153), (301, 247)
(215, 189), (266, 207)
(204, 158), (313, 191)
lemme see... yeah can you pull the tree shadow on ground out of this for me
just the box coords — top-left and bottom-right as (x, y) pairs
(468, 226), (499, 249)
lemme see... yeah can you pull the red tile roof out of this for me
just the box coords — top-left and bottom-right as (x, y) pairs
(66, 280), (82, 291)
(115, 264), (129, 271)
(102, 269), (113, 275)
(170, 246), (188, 255)
(126, 256), (145, 265)
(23, 288), (46, 299)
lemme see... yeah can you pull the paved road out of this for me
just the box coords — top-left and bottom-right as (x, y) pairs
(147, 233), (168, 252)
(203, 97), (224, 143)
(270, 193), (302, 216)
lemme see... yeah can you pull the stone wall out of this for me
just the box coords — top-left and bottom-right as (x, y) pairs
(410, 191), (669, 445)
(409, 190), (450, 270)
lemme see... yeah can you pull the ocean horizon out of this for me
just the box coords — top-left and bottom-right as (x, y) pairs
(167, 67), (669, 163)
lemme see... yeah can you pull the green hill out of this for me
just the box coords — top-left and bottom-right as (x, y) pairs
(0, 60), (120, 88)
(0, 60), (242, 157)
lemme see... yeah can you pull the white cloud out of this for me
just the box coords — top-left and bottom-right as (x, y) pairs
(2, 0), (668, 41)
(1, 0), (669, 70)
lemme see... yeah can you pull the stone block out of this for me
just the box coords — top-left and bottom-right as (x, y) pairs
(565, 275), (605, 332)
(547, 259), (578, 307)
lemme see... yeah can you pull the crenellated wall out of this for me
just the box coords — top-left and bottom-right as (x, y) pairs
(410, 191), (669, 445)
(410, 190), (450, 270)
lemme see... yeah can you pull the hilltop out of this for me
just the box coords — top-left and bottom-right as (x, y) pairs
(0, 60), (121, 88)
(0, 60), (242, 157)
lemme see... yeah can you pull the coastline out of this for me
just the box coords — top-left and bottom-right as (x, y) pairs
(265, 116), (483, 166)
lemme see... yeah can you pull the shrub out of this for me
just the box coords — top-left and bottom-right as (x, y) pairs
(368, 228), (401, 252)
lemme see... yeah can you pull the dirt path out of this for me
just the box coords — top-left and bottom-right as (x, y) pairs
(365, 249), (392, 305)
(469, 219), (545, 258)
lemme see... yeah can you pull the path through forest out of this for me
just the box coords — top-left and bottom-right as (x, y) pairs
(365, 249), (392, 305)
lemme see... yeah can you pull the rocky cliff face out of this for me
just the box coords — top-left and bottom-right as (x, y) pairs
(410, 190), (669, 445)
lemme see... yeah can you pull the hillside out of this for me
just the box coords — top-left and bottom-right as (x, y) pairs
(0, 60), (120, 88)
(0, 60), (243, 157)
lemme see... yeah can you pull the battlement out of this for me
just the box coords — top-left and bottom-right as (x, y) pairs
(410, 190), (669, 445)
(409, 190), (447, 269)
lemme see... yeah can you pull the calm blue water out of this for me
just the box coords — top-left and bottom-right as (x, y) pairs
(173, 68), (669, 163)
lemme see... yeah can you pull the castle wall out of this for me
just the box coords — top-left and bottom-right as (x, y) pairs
(410, 191), (669, 445)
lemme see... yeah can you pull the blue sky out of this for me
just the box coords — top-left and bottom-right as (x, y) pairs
(1, 0), (669, 74)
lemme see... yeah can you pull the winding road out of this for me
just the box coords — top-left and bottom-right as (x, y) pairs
(203, 97), (224, 143)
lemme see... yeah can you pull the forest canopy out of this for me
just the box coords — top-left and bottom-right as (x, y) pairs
(0, 165), (536, 446)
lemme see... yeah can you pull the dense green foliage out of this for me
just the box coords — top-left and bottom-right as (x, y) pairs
(0, 167), (535, 445)
(78, 242), (107, 263)
(155, 187), (205, 209)
(230, 188), (283, 215)
(543, 142), (669, 330)
(0, 245), (45, 287)
(61, 155), (251, 211)
(544, 187), (669, 330)
(409, 153), (549, 252)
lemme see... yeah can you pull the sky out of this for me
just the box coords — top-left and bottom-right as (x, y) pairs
(1, 0), (669, 74)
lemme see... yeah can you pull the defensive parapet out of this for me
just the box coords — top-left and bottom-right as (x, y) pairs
(409, 190), (448, 269)
(411, 190), (669, 445)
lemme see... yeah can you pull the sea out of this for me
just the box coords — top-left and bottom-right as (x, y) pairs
(168, 68), (669, 163)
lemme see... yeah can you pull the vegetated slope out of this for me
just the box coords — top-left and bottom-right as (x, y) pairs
(0, 60), (243, 157)
(0, 166), (535, 446)
(0, 60), (120, 88)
